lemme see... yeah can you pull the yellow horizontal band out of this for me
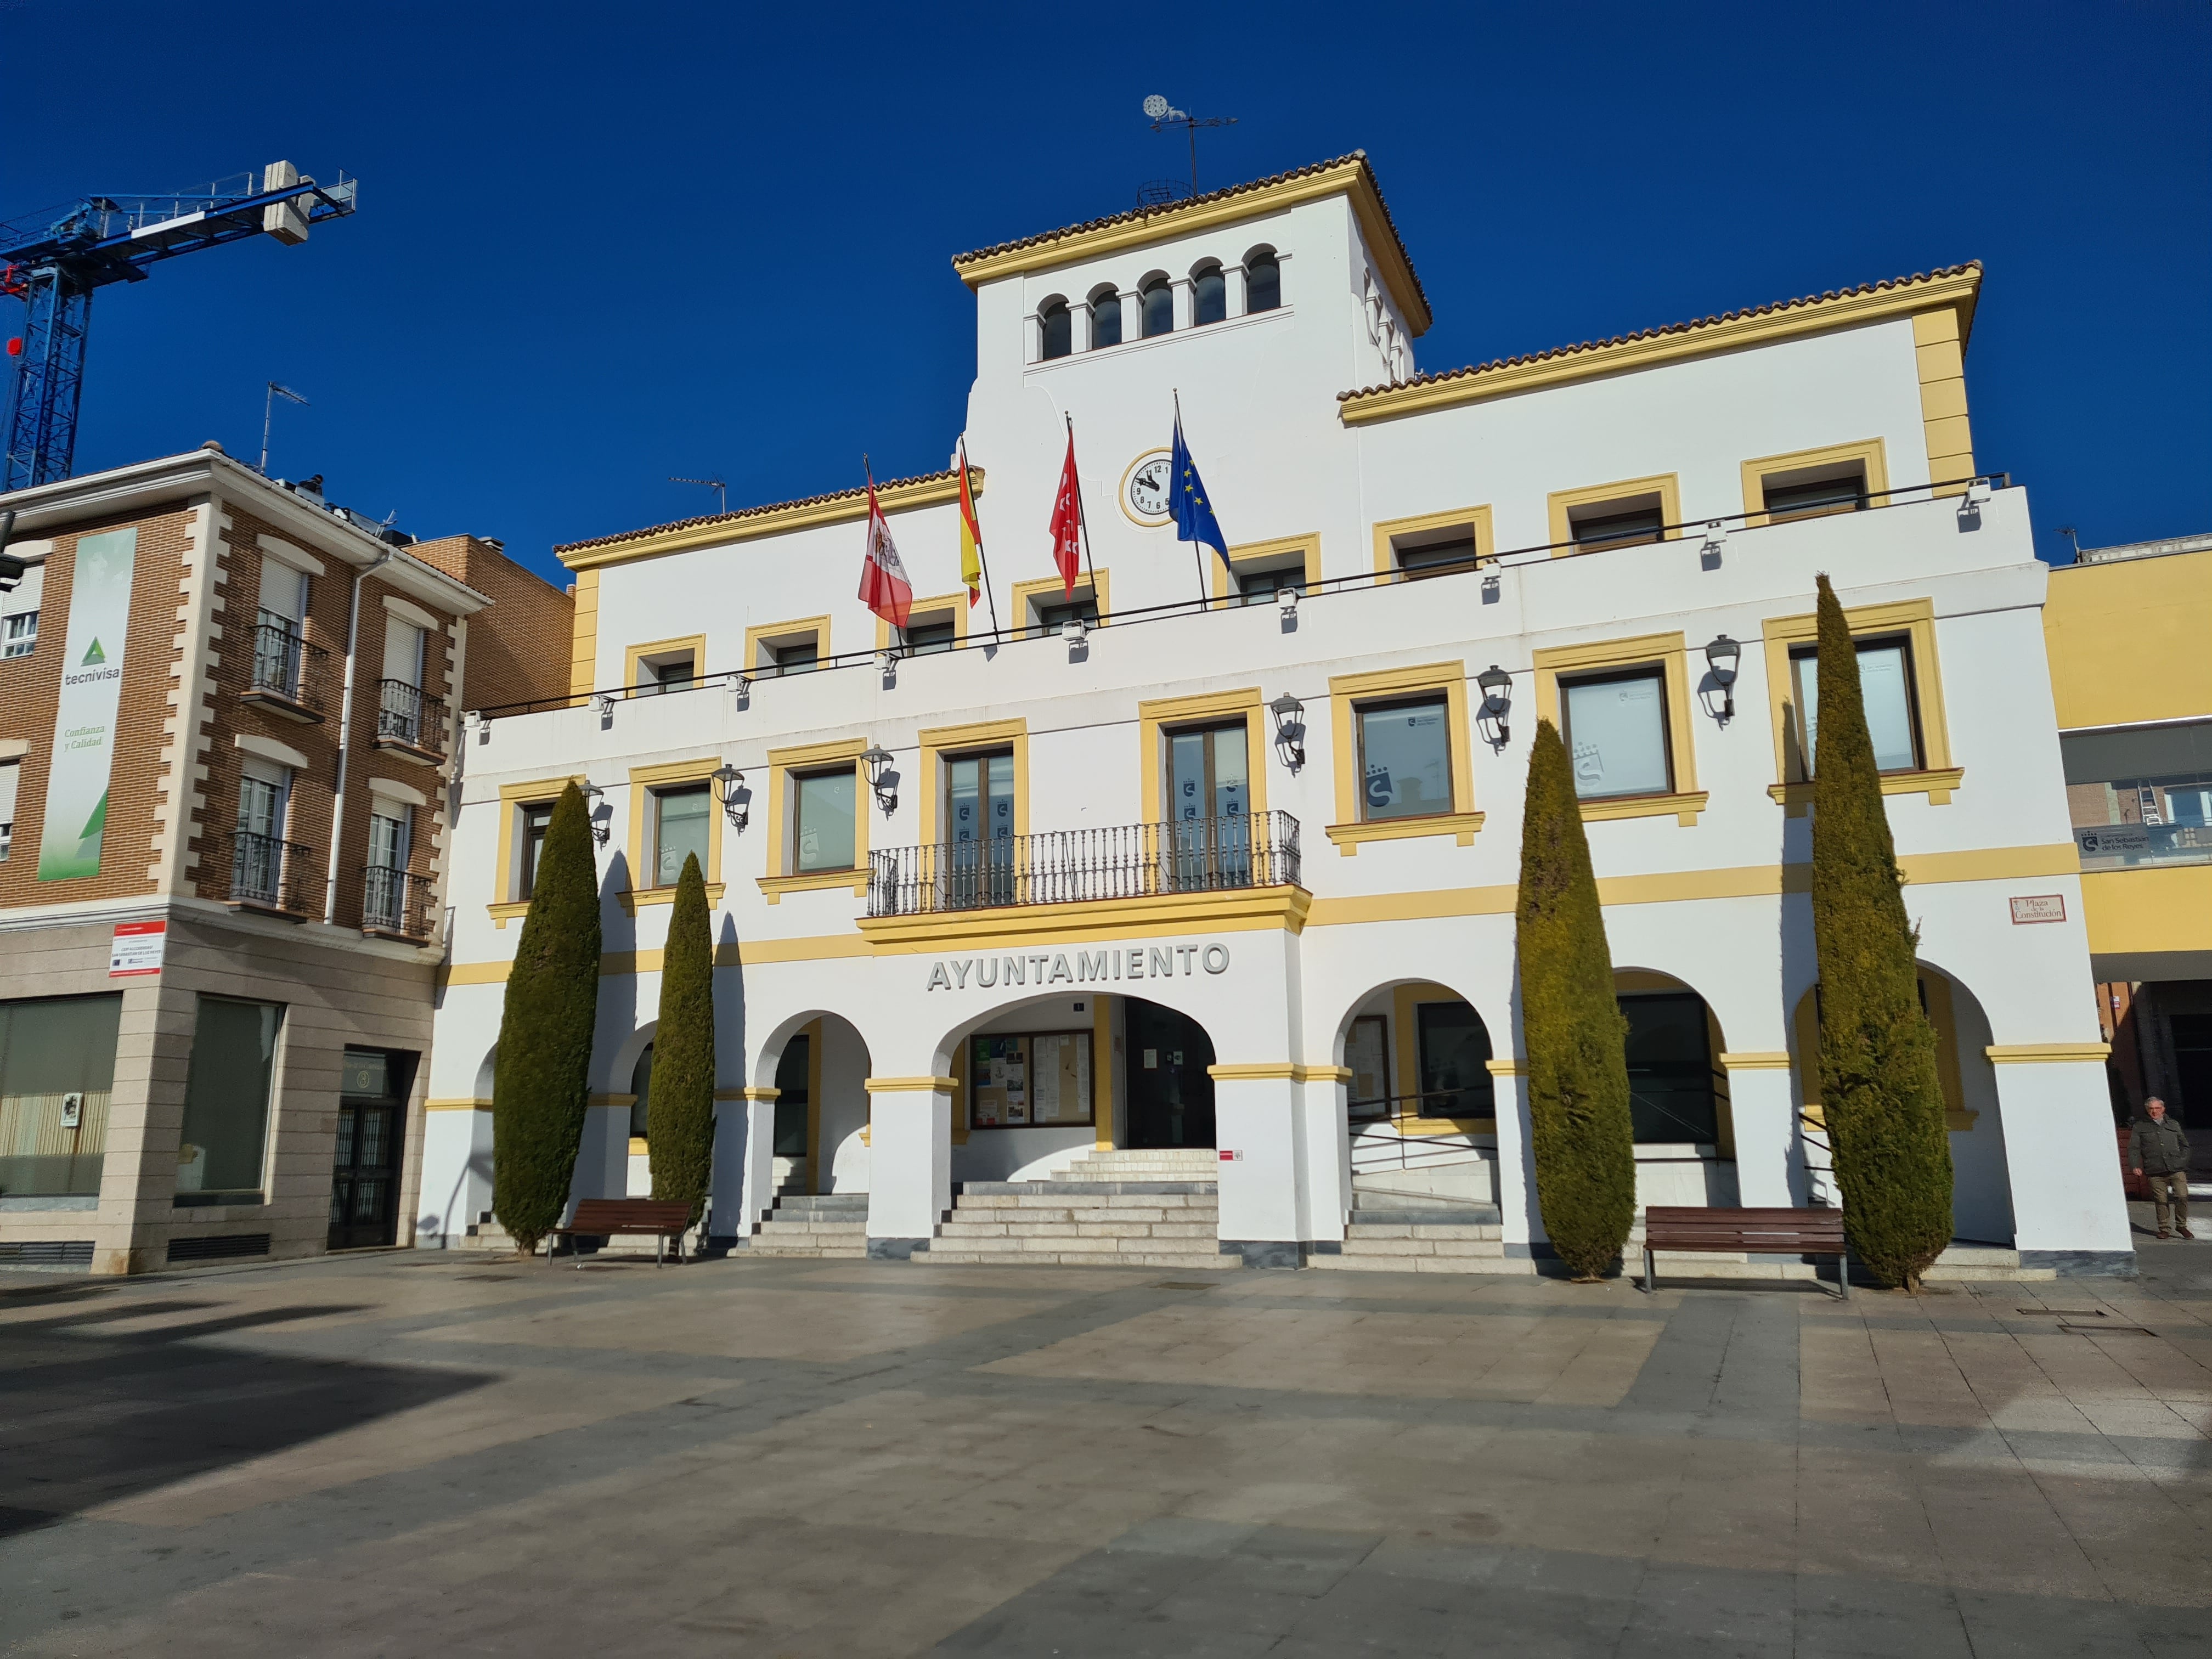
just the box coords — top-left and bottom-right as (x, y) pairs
(1985, 1043), (2111, 1064)
(864, 1075), (960, 1093)
(1205, 1063), (1355, 1084)
(423, 1097), (492, 1112)
(1718, 1052), (1792, 1070)
(1483, 1060), (1528, 1076)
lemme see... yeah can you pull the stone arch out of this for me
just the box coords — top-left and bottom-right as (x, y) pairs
(472, 1042), (498, 1100)
(1613, 967), (1739, 1208)
(751, 1009), (873, 1196)
(1330, 974), (1504, 1209)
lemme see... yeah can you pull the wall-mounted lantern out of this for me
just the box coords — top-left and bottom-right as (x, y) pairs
(711, 763), (748, 832)
(1268, 692), (1305, 769)
(860, 744), (897, 814)
(1702, 634), (1741, 721)
(1475, 664), (1513, 746)
(579, 781), (611, 845)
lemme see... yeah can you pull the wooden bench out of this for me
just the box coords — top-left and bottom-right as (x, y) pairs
(1643, 1206), (1850, 1297)
(548, 1199), (695, 1267)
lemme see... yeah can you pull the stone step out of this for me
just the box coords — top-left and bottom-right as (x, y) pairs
(743, 1240), (868, 1259)
(774, 1194), (870, 1214)
(936, 1220), (1218, 1241)
(956, 1190), (1217, 1209)
(946, 1201), (1216, 1221)
(921, 1246), (1236, 1270)
(1310, 1251), (1532, 1276)
(1349, 1207), (1502, 1231)
(1345, 1222), (1504, 1241)
(1330, 1237), (1508, 1260)
(962, 1180), (1217, 1197)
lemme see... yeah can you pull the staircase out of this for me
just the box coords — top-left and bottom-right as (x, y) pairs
(924, 1147), (1233, 1270)
(744, 1192), (869, 1259)
(1311, 1190), (1507, 1274)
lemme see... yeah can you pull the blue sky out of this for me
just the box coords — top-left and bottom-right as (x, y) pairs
(5, 1), (2205, 585)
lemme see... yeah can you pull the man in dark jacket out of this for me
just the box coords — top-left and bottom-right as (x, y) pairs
(2131, 1097), (2193, 1239)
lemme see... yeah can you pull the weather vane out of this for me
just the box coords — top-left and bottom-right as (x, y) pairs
(1143, 95), (1238, 197)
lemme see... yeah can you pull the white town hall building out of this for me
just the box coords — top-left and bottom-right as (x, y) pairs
(420, 153), (2131, 1278)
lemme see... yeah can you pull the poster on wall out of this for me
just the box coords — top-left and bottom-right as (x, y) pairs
(108, 919), (166, 977)
(38, 528), (137, 881)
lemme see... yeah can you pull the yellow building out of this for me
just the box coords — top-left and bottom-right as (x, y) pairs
(2043, 532), (2212, 1127)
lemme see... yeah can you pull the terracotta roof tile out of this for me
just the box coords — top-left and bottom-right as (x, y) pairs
(552, 469), (959, 556)
(1338, 261), (1982, 404)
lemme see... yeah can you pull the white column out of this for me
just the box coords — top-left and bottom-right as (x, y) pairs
(865, 1076), (952, 1255)
(1116, 290), (1138, 343)
(1295, 1067), (1351, 1243)
(1721, 1053), (1801, 1206)
(1487, 1060), (1541, 1258)
(1990, 1051), (2135, 1270)
(1023, 313), (1042, 365)
(1211, 1068), (1298, 1267)
(416, 1104), (492, 1246)
(1226, 264), (1248, 318)
(1171, 278), (1194, 332)
(569, 1099), (632, 1210)
(1070, 300), (1092, 354)
(710, 1086), (774, 1242)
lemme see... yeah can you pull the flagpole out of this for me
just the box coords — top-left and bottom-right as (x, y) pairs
(1065, 413), (1102, 623)
(962, 437), (1003, 643)
(1175, 391), (1209, 610)
(865, 452), (906, 653)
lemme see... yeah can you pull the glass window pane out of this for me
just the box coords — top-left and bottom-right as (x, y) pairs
(1571, 506), (1663, 550)
(1142, 282), (1173, 337)
(340, 1049), (390, 1098)
(1358, 698), (1452, 821)
(795, 769), (856, 872)
(1563, 673), (1671, 798)
(630, 1041), (653, 1139)
(1397, 537), (1478, 578)
(772, 641), (818, 676)
(1194, 268), (1226, 325)
(772, 1035), (809, 1155)
(519, 804), (553, 899)
(176, 997), (283, 1201)
(1621, 993), (1717, 1143)
(1246, 256), (1280, 312)
(654, 785), (711, 885)
(1792, 642), (1920, 775)
(0, 993), (122, 1198)
(906, 621), (955, 655)
(1416, 1002), (1494, 1117)
(1041, 302), (1070, 359)
(1091, 293), (1121, 348)
(1763, 470), (1865, 518)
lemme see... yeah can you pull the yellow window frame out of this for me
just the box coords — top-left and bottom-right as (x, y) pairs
(1138, 689), (1271, 827)
(490, 773), (589, 926)
(1739, 438), (1889, 527)
(623, 633), (707, 697)
(1369, 506), (1494, 582)
(744, 614), (832, 676)
(1531, 632), (1707, 825)
(876, 591), (972, 654)
(758, 736), (871, 902)
(919, 716), (1029, 844)
(1758, 597), (1960, 815)
(1545, 474), (1683, 555)
(1325, 662), (1484, 854)
(622, 758), (728, 913)
(1209, 533), (1322, 605)
(1009, 568), (1111, 635)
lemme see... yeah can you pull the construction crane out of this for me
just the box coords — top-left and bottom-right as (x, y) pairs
(0, 162), (359, 492)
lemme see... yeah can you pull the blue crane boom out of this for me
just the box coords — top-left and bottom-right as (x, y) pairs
(1, 163), (359, 492)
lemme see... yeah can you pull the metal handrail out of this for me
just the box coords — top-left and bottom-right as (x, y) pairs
(362, 865), (435, 940)
(869, 810), (1301, 917)
(375, 679), (447, 753)
(247, 622), (327, 712)
(228, 829), (313, 913)
(1348, 1087), (1494, 1125)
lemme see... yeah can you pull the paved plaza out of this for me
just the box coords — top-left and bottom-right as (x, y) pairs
(4, 1235), (2211, 1657)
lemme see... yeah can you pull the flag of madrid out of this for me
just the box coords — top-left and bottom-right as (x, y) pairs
(857, 476), (913, 629)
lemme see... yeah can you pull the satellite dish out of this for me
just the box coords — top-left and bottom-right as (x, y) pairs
(1143, 94), (1169, 120)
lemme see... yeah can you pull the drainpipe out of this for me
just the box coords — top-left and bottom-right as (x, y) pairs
(324, 546), (396, 923)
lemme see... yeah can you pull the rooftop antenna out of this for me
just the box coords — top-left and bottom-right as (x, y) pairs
(1143, 95), (1238, 195)
(671, 474), (729, 514)
(260, 380), (308, 475)
(2055, 524), (2085, 563)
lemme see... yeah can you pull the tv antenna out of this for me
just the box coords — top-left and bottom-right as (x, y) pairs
(1143, 95), (1238, 195)
(671, 473), (729, 514)
(261, 381), (308, 475)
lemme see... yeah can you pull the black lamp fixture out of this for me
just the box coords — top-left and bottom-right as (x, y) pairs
(1268, 691), (1305, 768)
(1703, 634), (1741, 720)
(1475, 664), (1513, 745)
(710, 763), (748, 832)
(860, 744), (897, 813)
(579, 781), (611, 845)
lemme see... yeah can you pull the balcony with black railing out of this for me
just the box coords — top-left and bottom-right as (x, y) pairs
(374, 679), (447, 762)
(361, 865), (436, 942)
(241, 623), (328, 722)
(869, 811), (1301, 918)
(227, 829), (314, 918)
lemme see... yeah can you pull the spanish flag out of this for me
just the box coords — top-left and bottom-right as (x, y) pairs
(957, 439), (985, 608)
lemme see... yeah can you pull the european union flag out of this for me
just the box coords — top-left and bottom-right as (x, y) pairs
(1171, 411), (1229, 567)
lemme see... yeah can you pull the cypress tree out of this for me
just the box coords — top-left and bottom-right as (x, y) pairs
(492, 781), (602, 1256)
(647, 851), (717, 1228)
(1808, 573), (1954, 1290)
(1515, 719), (1638, 1281)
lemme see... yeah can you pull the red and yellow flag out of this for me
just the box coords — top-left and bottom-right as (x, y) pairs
(957, 440), (984, 608)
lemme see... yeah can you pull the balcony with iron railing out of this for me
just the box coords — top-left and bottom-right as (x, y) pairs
(361, 865), (436, 942)
(240, 623), (328, 722)
(374, 679), (447, 763)
(227, 829), (314, 918)
(869, 811), (1301, 918)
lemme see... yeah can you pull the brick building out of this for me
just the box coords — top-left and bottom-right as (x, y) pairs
(0, 444), (569, 1274)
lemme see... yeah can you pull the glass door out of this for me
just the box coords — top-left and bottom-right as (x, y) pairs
(329, 1048), (407, 1249)
(946, 750), (1015, 908)
(365, 808), (409, 931)
(1165, 723), (1250, 891)
(236, 769), (288, 903)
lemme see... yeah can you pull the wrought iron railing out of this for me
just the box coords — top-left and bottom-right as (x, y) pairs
(375, 679), (447, 754)
(247, 623), (327, 714)
(362, 865), (435, 940)
(869, 810), (1301, 917)
(228, 830), (313, 914)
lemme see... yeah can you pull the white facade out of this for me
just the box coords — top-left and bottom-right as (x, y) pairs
(424, 157), (2131, 1275)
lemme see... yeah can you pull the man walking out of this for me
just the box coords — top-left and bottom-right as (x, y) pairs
(2130, 1096), (2193, 1239)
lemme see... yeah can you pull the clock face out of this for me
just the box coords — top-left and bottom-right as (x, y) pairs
(1121, 450), (1175, 526)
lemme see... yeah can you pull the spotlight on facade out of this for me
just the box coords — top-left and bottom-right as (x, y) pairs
(579, 781), (611, 844)
(725, 671), (750, 698)
(1268, 692), (1305, 769)
(1703, 634), (1741, 720)
(1475, 664), (1513, 746)
(1276, 585), (1300, 621)
(711, 763), (748, 832)
(591, 691), (616, 719)
(875, 649), (898, 676)
(1060, 617), (1088, 648)
(860, 745), (897, 814)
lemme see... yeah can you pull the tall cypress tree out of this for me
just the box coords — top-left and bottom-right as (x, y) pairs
(647, 851), (717, 1229)
(492, 781), (602, 1256)
(1516, 719), (1638, 1281)
(1808, 574), (1954, 1290)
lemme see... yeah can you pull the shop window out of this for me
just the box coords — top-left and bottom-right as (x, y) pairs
(1040, 298), (1071, 360)
(1193, 263), (1226, 325)
(1357, 697), (1453, 822)
(1788, 636), (1922, 776)
(516, 802), (555, 898)
(1620, 992), (1720, 1144)
(969, 1030), (1093, 1128)
(794, 768), (857, 872)
(0, 992), (122, 1198)
(1245, 249), (1280, 312)
(772, 1035), (810, 1157)
(651, 783), (712, 887)
(176, 997), (284, 1206)
(1560, 668), (1673, 800)
(1089, 286), (1122, 348)
(1141, 277), (1173, 338)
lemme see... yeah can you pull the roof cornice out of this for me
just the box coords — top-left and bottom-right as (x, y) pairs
(556, 469), (976, 572)
(951, 154), (1432, 338)
(1338, 264), (1980, 427)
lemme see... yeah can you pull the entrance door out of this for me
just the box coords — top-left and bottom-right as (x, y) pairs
(1165, 723), (1250, 891)
(329, 1048), (408, 1249)
(1124, 998), (1217, 1149)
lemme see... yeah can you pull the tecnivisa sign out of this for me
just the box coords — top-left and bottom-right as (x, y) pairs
(925, 940), (1232, 991)
(40, 528), (136, 881)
